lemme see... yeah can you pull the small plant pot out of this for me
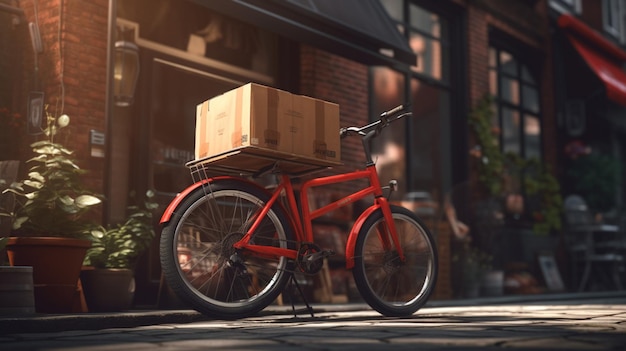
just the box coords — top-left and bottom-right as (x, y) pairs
(0, 266), (36, 315)
(481, 270), (504, 297)
(80, 268), (135, 312)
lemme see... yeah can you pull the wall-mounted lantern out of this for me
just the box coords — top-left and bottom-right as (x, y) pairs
(113, 40), (139, 107)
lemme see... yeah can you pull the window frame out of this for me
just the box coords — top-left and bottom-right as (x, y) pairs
(550, 0), (582, 14)
(488, 44), (543, 161)
(603, 0), (626, 43)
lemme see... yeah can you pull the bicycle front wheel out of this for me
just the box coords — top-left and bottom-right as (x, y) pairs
(352, 205), (438, 317)
(160, 179), (294, 319)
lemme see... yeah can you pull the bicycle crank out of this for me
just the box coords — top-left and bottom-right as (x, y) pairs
(296, 242), (334, 275)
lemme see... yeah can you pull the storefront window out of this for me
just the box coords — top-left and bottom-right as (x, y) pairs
(489, 46), (542, 160)
(151, 61), (238, 195)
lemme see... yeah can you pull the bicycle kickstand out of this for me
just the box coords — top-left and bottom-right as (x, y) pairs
(286, 275), (315, 318)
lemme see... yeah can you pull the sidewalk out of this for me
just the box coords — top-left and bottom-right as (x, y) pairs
(2, 290), (624, 335)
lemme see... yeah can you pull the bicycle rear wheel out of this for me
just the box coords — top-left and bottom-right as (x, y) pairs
(352, 205), (437, 317)
(160, 179), (294, 319)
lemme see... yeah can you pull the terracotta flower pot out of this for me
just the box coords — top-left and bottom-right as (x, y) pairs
(6, 237), (91, 313)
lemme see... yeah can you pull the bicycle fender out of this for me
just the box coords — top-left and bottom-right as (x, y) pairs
(159, 176), (255, 224)
(344, 204), (380, 270)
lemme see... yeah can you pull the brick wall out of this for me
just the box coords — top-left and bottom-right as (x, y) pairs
(0, 8), (30, 161)
(19, 0), (108, 196)
(299, 45), (369, 176)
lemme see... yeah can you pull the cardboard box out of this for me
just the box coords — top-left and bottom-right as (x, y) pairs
(195, 83), (340, 166)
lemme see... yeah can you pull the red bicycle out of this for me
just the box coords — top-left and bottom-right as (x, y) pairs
(159, 105), (438, 319)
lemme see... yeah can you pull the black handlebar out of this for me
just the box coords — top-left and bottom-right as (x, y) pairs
(340, 105), (411, 139)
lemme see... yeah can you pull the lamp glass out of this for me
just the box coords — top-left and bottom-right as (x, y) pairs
(113, 41), (139, 107)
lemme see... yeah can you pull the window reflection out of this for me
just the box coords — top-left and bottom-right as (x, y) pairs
(380, 0), (402, 22)
(410, 32), (443, 79)
(151, 61), (238, 194)
(410, 78), (448, 196)
(499, 51), (517, 75)
(381, 0), (448, 82)
(502, 107), (521, 154)
(410, 4), (441, 38)
(522, 85), (539, 114)
(500, 76), (520, 104)
(524, 115), (541, 159)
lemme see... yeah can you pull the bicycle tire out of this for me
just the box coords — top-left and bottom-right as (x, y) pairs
(352, 205), (438, 317)
(160, 178), (295, 319)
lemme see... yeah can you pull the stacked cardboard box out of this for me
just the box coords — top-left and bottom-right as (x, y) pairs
(194, 83), (341, 173)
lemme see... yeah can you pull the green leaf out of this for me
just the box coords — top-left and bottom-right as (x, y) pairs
(90, 228), (106, 239)
(28, 172), (45, 183)
(12, 216), (27, 229)
(59, 195), (74, 206)
(76, 195), (102, 207)
(23, 180), (43, 189)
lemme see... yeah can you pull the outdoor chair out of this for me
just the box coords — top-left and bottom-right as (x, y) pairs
(563, 195), (625, 292)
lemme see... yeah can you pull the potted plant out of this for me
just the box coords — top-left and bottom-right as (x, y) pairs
(453, 241), (493, 298)
(81, 190), (158, 312)
(1, 106), (102, 313)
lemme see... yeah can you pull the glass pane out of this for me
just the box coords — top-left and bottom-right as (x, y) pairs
(380, 0), (403, 22)
(521, 66), (536, 84)
(396, 23), (405, 35)
(409, 4), (441, 37)
(409, 78), (449, 210)
(371, 66), (406, 120)
(410, 31), (443, 80)
(499, 51), (517, 75)
(372, 67), (407, 197)
(524, 114), (541, 159)
(151, 62), (238, 194)
(522, 84), (540, 113)
(500, 76), (520, 105)
(502, 107), (521, 155)
(489, 69), (498, 96)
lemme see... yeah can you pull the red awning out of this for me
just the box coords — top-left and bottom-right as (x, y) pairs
(558, 14), (626, 106)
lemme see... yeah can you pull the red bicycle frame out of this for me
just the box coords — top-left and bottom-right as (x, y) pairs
(230, 163), (405, 270)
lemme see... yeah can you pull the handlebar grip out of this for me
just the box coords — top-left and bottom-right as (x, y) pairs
(383, 105), (404, 117)
(339, 127), (348, 139)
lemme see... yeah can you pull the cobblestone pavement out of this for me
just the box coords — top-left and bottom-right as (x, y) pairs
(1, 296), (625, 350)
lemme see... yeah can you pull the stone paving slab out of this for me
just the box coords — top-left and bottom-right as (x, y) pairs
(2, 296), (626, 350)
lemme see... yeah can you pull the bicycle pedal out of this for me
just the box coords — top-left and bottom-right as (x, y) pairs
(306, 249), (335, 262)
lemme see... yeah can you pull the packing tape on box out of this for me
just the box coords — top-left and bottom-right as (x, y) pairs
(314, 100), (328, 159)
(264, 87), (280, 149)
(231, 87), (244, 147)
